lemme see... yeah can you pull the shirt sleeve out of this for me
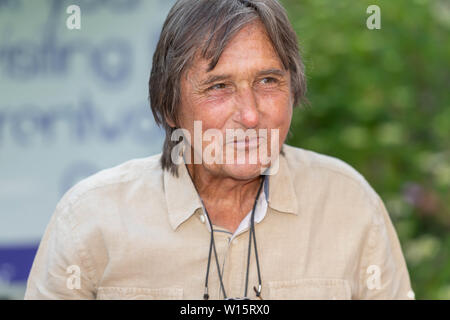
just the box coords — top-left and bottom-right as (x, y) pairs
(24, 203), (97, 300)
(356, 194), (414, 300)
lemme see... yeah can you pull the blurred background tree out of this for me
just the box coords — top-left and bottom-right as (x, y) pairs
(281, 0), (450, 299)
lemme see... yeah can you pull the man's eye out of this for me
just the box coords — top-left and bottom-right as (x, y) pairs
(260, 77), (278, 84)
(209, 83), (227, 90)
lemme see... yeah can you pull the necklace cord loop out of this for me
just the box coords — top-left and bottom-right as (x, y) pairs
(202, 175), (266, 300)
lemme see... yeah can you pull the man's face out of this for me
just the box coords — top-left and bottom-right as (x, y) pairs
(176, 20), (293, 180)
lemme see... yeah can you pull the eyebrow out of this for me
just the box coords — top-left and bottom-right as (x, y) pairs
(256, 68), (287, 78)
(200, 68), (287, 87)
(201, 74), (232, 87)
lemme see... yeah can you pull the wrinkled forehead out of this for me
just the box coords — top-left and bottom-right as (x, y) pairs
(184, 20), (285, 82)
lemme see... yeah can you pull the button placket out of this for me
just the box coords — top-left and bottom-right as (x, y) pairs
(232, 233), (249, 298)
(214, 231), (232, 299)
(221, 236), (233, 297)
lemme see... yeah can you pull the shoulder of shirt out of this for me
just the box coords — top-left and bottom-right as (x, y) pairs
(54, 153), (163, 214)
(282, 144), (382, 209)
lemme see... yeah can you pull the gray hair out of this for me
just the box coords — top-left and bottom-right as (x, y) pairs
(149, 0), (307, 176)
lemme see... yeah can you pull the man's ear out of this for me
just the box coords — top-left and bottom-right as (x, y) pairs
(165, 116), (176, 128)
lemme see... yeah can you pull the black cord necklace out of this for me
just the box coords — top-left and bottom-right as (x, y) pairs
(202, 176), (265, 300)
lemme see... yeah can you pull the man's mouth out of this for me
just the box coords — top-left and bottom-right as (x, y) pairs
(228, 136), (263, 150)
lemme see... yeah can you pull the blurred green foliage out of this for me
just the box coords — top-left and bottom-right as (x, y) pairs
(281, 0), (450, 299)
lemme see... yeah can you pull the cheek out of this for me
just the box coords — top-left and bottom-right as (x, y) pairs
(260, 92), (293, 131)
(189, 96), (235, 130)
(178, 76), (233, 132)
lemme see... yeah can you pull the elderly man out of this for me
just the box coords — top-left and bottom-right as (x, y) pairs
(25, 0), (413, 300)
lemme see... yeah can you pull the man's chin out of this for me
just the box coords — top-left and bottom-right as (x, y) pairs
(220, 163), (270, 180)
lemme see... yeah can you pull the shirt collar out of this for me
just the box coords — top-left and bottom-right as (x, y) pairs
(163, 145), (299, 231)
(163, 160), (203, 231)
(266, 152), (299, 215)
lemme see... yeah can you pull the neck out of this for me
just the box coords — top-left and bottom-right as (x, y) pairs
(186, 163), (262, 233)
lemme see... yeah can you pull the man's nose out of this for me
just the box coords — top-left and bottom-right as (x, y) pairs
(233, 86), (259, 129)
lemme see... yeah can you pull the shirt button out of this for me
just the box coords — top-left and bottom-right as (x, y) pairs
(199, 214), (206, 224)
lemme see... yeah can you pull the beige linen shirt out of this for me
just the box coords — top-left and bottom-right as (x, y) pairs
(25, 144), (413, 300)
